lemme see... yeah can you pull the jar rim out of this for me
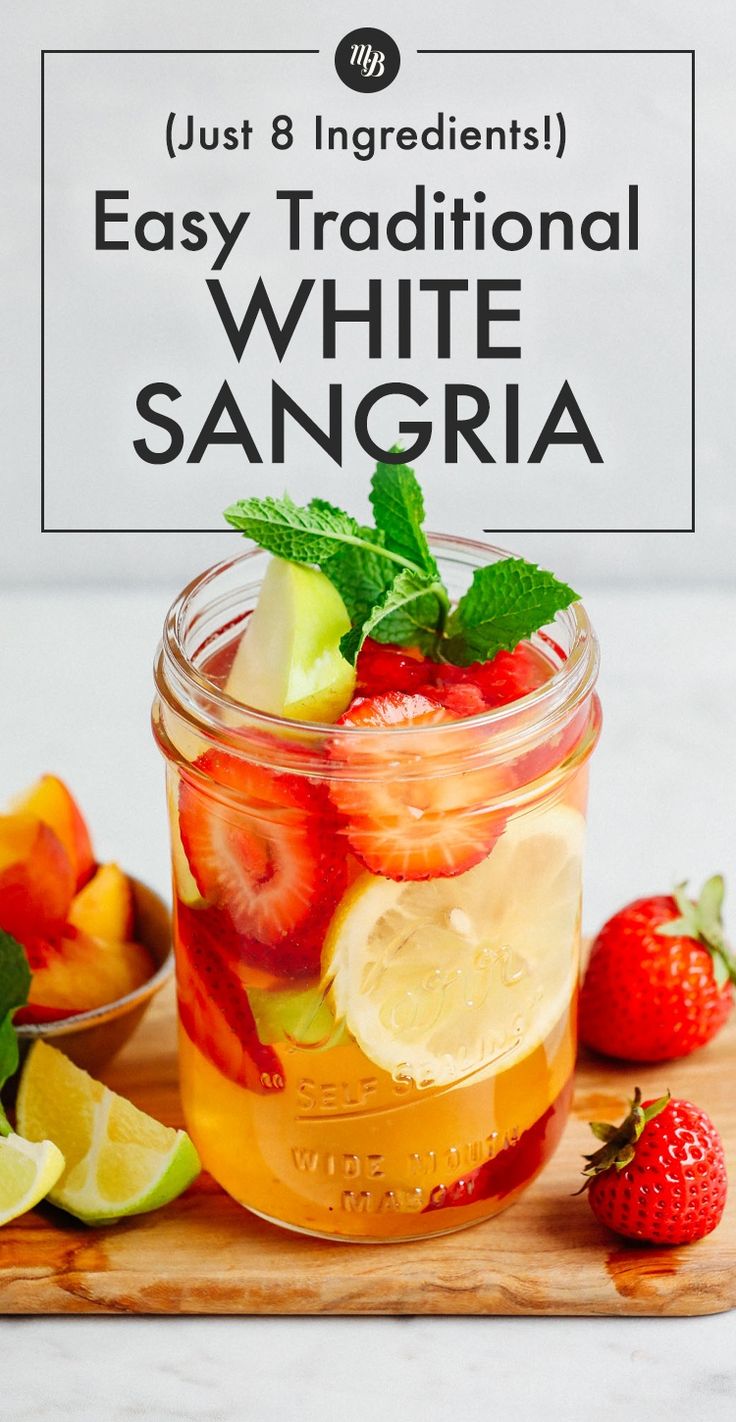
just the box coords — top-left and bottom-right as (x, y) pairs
(154, 534), (599, 761)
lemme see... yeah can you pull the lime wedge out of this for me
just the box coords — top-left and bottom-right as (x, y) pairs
(0, 1131), (65, 1225)
(16, 1041), (200, 1225)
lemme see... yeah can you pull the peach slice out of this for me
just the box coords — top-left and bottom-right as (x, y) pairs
(22, 927), (155, 1019)
(0, 814), (75, 937)
(68, 863), (135, 942)
(10, 775), (95, 890)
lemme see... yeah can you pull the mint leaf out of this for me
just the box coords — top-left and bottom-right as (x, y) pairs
(324, 531), (444, 655)
(224, 492), (364, 565)
(370, 460), (438, 578)
(442, 559), (579, 666)
(320, 525), (394, 626)
(224, 491), (427, 586)
(374, 591), (446, 654)
(0, 930), (32, 1136)
(340, 569), (441, 666)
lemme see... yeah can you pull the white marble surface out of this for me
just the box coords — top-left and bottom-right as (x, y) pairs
(0, 584), (734, 1418)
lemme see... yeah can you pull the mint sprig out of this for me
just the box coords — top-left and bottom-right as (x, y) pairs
(224, 461), (579, 668)
(442, 560), (579, 667)
(224, 493), (364, 565)
(224, 493), (415, 577)
(0, 929), (32, 1136)
(340, 569), (443, 665)
(312, 525), (394, 628)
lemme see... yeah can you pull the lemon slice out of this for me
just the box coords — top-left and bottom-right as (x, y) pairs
(323, 804), (585, 1089)
(0, 1132), (65, 1225)
(16, 1041), (200, 1225)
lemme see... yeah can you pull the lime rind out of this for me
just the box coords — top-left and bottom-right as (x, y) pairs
(48, 1129), (201, 1226)
(16, 1040), (201, 1227)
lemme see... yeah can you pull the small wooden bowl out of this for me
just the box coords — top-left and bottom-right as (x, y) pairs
(16, 878), (173, 1075)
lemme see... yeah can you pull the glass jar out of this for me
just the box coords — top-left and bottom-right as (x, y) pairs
(152, 536), (600, 1241)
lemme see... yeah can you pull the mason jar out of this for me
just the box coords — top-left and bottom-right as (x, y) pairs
(152, 536), (600, 1241)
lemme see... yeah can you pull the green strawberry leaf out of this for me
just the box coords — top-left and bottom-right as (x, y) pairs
(579, 1089), (670, 1187)
(657, 876), (735, 986)
(712, 954), (732, 990)
(588, 1122), (619, 1144)
(370, 459), (439, 578)
(697, 874), (726, 944)
(340, 569), (442, 666)
(0, 930), (32, 1136)
(657, 916), (696, 939)
(442, 559), (579, 666)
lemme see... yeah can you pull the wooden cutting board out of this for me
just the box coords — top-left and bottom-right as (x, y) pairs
(1, 983), (734, 1317)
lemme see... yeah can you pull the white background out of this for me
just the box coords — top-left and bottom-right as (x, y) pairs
(1, 3), (735, 1420)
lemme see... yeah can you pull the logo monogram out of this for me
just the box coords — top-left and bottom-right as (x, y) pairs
(334, 29), (400, 92)
(349, 42), (385, 80)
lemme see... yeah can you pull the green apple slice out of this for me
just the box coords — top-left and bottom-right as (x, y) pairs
(226, 556), (356, 723)
(248, 984), (347, 1050)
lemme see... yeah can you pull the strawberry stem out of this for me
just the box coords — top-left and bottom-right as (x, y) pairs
(577, 1088), (670, 1190)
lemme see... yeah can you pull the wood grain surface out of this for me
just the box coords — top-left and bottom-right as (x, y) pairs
(1, 983), (734, 1317)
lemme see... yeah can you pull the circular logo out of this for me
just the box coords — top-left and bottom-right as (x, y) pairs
(334, 29), (401, 93)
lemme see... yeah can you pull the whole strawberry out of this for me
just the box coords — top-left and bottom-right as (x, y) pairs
(581, 1089), (728, 1245)
(579, 875), (735, 1061)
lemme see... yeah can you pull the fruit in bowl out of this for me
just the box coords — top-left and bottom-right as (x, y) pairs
(0, 775), (156, 1026)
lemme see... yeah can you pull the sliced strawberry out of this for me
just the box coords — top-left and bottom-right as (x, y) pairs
(175, 901), (285, 1093)
(434, 643), (552, 709)
(358, 640), (554, 717)
(418, 681), (488, 718)
(435, 645), (589, 786)
(330, 692), (508, 881)
(424, 1079), (572, 1212)
(516, 704), (592, 785)
(221, 918), (329, 981)
(356, 639), (431, 695)
(178, 750), (347, 958)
